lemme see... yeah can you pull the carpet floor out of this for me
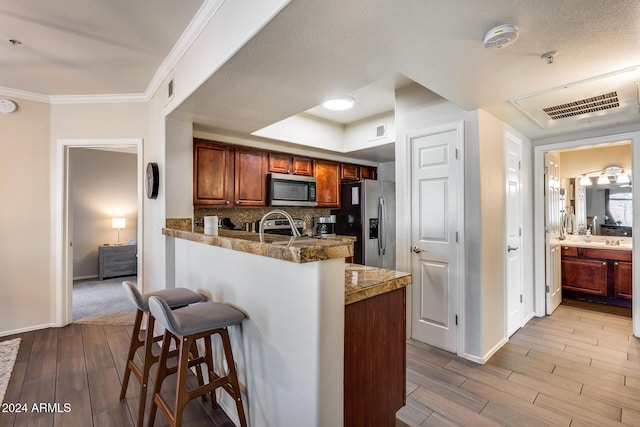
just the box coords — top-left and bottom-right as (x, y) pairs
(0, 338), (20, 404)
(73, 276), (136, 325)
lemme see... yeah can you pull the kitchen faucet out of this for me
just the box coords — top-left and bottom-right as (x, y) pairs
(259, 210), (301, 243)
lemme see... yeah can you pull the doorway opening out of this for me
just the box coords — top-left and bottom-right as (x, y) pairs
(533, 131), (640, 336)
(54, 138), (143, 327)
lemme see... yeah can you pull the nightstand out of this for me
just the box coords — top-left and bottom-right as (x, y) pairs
(98, 244), (137, 280)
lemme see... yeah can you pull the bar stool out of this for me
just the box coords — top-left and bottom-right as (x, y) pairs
(147, 296), (247, 427)
(120, 281), (205, 427)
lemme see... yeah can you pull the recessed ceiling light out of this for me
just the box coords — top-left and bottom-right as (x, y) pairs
(483, 24), (519, 49)
(322, 95), (355, 111)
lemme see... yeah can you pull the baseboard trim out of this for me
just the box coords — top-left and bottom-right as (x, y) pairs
(73, 274), (99, 281)
(0, 322), (57, 338)
(462, 337), (508, 364)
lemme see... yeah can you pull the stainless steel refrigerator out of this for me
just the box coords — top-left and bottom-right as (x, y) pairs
(331, 180), (396, 269)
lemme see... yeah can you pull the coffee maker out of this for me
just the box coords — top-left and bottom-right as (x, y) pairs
(313, 215), (336, 238)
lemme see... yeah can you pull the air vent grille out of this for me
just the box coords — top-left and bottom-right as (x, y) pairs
(543, 92), (619, 120)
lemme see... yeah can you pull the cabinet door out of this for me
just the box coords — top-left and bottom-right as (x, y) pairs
(193, 140), (234, 206)
(341, 163), (360, 181)
(361, 166), (377, 180)
(235, 147), (268, 207)
(614, 261), (632, 299)
(292, 156), (314, 176)
(315, 160), (341, 208)
(268, 152), (292, 174)
(561, 257), (608, 296)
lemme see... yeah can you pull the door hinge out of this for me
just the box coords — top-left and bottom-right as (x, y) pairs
(455, 314), (458, 326)
(455, 231), (459, 243)
(455, 148), (459, 160)
(520, 294), (523, 303)
(518, 160), (522, 170)
(545, 285), (550, 293)
(519, 227), (522, 237)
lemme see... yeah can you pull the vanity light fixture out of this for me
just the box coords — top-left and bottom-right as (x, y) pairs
(597, 172), (610, 185)
(578, 175), (592, 186)
(617, 169), (630, 184)
(322, 95), (355, 111)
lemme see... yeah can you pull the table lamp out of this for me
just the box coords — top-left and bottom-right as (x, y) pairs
(112, 217), (126, 245)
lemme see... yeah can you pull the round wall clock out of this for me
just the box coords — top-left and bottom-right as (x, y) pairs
(146, 162), (159, 199)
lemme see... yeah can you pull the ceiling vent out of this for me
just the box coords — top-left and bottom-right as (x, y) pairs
(543, 92), (620, 120)
(510, 67), (639, 130)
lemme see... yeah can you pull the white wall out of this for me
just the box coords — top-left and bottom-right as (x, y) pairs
(0, 97), (52, 334)
(70, 148), (138, 278)
(252, 114), (345, 152)
(343, 111), (395, 151)
(165, 119), (194, 219)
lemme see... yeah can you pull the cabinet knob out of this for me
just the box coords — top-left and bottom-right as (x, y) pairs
(603, 262), (607, 265)
(615, 262), (619, 266)
(225, 200), (230, 205)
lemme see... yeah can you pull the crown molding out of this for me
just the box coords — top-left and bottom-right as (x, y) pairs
(145, 0), (225, 100)
(49, 93), (148, 104)
(0, 86), (49, 103)
(2, 0), (225, 106)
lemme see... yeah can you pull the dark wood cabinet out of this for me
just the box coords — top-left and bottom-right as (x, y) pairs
(360, 166), (377, 180)
(268, 153), (314, 176)
(193, 140), (234, 207)
(614, 261), (632, 299)
(341, 163), (360, 181)
(561, 245), (632, 304)
(315, 160), (341, 208)
(234, 147), (268, 206)
(292, 157), (314, 176)
(344, 287), (406, 427)
(561, 257), (608, 296)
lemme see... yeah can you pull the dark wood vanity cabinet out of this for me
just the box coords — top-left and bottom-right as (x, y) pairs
(561, 245), (632, 304)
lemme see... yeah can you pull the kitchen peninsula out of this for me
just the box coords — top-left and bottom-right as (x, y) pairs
(163, 225), (411, 427)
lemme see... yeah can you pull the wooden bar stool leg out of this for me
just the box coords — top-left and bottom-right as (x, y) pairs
(203, 335), (217, 408)
(120, 309), (144, 401)
(146, 331), (171, 427)
(189, 339), (207, 403)
(174, 336), (194, 427)
(220, 329), (248, 427)
(135, 315), (156, 427)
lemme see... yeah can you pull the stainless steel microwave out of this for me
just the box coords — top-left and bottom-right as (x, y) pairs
(268, 173), (317, 207)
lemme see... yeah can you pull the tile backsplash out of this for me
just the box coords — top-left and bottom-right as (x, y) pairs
(193, 207), (332, 235)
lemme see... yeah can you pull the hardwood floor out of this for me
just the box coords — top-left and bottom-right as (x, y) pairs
(0, 323), (235, 427)
(399, 302), (640, 426)
(3, 302), (639, 426)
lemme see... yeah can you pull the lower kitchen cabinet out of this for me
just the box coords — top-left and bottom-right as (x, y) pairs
(99, 244), (137, 280)
(344, 287), (405, 426)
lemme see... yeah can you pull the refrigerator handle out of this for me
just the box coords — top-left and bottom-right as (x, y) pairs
(379, 198), (386, 256)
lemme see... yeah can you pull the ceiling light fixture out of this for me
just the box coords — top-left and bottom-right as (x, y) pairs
(483, 24), (519, 49)
(322, 95), (355, 111)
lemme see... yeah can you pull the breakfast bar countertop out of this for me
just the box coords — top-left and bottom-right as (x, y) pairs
(344, 264), (412, 305)
(163, 227), (353, 263)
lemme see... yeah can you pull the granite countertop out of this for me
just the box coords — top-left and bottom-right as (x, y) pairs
(163, 228), (353, 263)
(344, 264), (412, 305)
(552, 236), (632, 252)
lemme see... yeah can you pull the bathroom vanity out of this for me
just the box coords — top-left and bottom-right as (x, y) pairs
(559, 237), (632, 306)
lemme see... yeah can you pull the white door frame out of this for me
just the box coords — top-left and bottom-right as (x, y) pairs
(533, 131), (640, 336)
(54, 138), (143, 326)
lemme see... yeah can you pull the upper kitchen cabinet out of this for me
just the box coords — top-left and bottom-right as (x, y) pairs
(315, 160), (341, 208)
(341, 163), (360, 181)
(268, 153), (314, 176)
(235, 147), (268, 207)
(193, 139), (234, 207)
(361, 166), (377, 180)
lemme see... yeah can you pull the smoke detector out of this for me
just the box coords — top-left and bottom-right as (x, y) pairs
(483, 24), (519, 49)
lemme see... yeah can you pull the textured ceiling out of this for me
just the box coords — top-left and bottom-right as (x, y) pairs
(174, 0), (640, 140)
(0, 0), (204, 95)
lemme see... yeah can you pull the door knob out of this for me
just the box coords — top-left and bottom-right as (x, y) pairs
(412, 246), (422, 254)
(507, 245), (519, 252)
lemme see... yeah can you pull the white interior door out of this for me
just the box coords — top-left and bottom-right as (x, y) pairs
(410, 126), (460, 353)
(545, 153), (562, 314)
(505, 135), (523, 336)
